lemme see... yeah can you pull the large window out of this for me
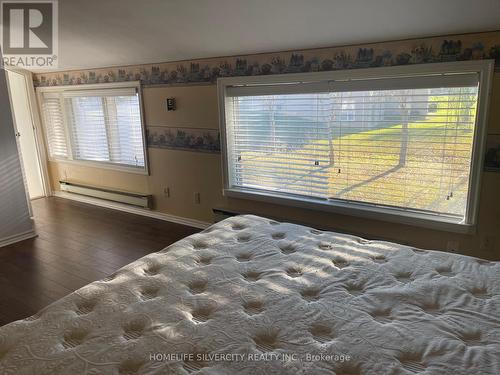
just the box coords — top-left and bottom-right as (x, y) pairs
(38, 83), (147, 173)
(219, 61), (493, 230)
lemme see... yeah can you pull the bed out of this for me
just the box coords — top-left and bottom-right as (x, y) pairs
(0, 215), (499, 374)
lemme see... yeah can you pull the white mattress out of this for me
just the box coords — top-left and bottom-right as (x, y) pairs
(0, 215), (499, 374)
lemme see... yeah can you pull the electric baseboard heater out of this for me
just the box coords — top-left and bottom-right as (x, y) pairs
(59, 181), (152, 209)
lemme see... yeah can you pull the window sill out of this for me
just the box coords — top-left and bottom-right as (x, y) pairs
(49, 158), (149, 175)
(223, 187), (475, 235)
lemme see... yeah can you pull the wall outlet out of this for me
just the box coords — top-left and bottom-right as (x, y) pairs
(480, 235), (495, 252)
(163, 187), (170, 198)
(446, 240), (460, 252)
(194, 192), (201, 204)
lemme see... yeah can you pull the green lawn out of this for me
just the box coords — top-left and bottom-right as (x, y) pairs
(238, 96), (476, 217)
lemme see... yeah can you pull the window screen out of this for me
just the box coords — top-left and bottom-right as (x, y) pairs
(40, 86), (146, 171)
(224, 73), (481, 222)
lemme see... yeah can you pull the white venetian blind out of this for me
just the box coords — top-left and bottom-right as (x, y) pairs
(40, 86), (146, 170)
(225, 73), (480, 220)
(41, 92), (68, 159)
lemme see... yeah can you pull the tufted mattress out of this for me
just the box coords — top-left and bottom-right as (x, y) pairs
(0, 215), (499, 374)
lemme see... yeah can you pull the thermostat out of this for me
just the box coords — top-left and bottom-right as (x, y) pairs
(166, 97), (176, 111)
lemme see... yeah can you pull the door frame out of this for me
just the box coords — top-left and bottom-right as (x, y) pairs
(6, 67), (52, 197)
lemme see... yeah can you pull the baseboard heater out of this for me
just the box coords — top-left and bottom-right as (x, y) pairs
(60, 181), (152, 209)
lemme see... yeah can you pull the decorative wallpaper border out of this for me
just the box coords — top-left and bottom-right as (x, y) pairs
(34, 31), (500, 87)
(147, 126), (220, 153)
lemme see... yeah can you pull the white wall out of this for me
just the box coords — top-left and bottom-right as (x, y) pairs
(0, 66), (35, 247)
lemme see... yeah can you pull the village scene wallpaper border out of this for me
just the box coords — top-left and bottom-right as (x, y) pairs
(34, 31), (500, 87)
(147, 126), (220, 154)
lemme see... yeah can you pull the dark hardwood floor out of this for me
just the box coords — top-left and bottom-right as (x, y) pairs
(0, 197), (200, 326)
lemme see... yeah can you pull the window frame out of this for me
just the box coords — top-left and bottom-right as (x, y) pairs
(217, 60), (494, 234)
(37, 81), (149, 175)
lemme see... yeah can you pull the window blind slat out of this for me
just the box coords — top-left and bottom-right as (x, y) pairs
(227, 73), (478, 97)
(41, 94), (68, 159)
(226, 81), (479, 219)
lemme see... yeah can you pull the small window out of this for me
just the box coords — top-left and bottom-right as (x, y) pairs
(219, 61), (493, 230)
(38, 83), (147, 173)
(340, 100), (356, 122)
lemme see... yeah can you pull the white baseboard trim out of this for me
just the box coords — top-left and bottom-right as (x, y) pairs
(53, 191), (211, 229)
(0, 229), (37, 248)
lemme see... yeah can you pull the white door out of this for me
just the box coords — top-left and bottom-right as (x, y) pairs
(7, 70), (45, 199)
